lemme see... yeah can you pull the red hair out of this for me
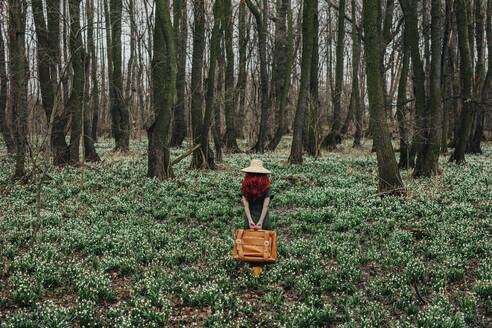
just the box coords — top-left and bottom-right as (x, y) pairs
(241, 173), (271, 201)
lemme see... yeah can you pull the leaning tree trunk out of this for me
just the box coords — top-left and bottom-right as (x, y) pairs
(170, 0), (187, 147)
(223, 0), (239, 152)
(307, 0), (320, 157)
(323, 0), (346, 150)
(68, 0), (84, 164)
(351, 0), (362, 148)
(85, 0), (100, 162)
(363, 0), (404, 194)
(110, 0), (130, 152)
(397, 29), (410, 169)
(414, 0), (442, 177)
(9, 0), (28, 179)
(148, 0), (176, 180)
(267, 0), (293, 152)
(288, 0), (315, 165)
(450, 0), (475, 164)
(190, 0), (206, 169)
(246, 0), (269, 153)
(0, 23), (15, 154)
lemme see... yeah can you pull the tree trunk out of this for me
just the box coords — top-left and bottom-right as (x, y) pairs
(148, 0), (176, 180)
(469, 0), (486, 154)
(363, 0), (404, 194)
(213, 35), (225, 163)
(440, 0), (453, 153)
(85, 0), (100, 162)
(267, 0), (293, 152)
(397, 29), (410, 169)
(32, 0), (68, 164)
(91, 0), (100, 143)
(0, 24), (15, 154)
(9, 0), (28, 179)
(351, 0), (363, 148)
(475, 0), (491, 153)
(414, 0), (442, 177)
(235, 2), (248, 139)
(190, 0), (206, 169)
(67, 0), (85, 164)
(307, 0), (320, 157)
(323, 0), (346, 150)
(202, 0), (225, 169)
(450, 0), (475, 164)
(110, 0), (130, 151)
(125, 0), (136, 133)
(223, 0), (239, 152)
(400, 0), (427, 169)
(288, 0), (316, 164)
(246, 0), (269, 153)
(170, 0), (188, 147)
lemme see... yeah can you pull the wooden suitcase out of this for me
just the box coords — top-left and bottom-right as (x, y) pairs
(233, 229), (277, 263)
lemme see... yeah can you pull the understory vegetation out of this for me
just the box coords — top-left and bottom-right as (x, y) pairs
(0, 138), (491, 327)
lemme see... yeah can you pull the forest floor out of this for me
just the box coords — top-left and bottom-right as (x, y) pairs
(0, 137), (491, 327)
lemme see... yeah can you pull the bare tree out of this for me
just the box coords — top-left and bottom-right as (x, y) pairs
(363, 0), (404, 194)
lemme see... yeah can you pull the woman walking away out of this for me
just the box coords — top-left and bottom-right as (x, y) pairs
(240, 160), (274, 231)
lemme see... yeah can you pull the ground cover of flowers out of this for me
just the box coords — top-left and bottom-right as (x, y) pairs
(0, 138), (490, 327)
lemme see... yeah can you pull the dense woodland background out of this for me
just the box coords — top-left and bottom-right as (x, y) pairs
(0, 0), (491, 191)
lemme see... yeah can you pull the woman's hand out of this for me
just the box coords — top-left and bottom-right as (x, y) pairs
(249, 221), (256, 229)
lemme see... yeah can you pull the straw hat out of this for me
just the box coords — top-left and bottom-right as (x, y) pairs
(241, 159), (271, 174)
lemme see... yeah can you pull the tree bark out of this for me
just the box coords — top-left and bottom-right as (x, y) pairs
(9, 0), (28, 179)
(400, 0), (427, 169)
(397, 29), (410, 169)
(85, 0), (100, 162)
(110, 0), (130, 151)
(363, 0), (404, 194)
(223, 0), (239, 152)
(0, 24), (15, 154)
(235, 2), (248, 139)
(450, 0), (475, 164)
(246, 0), (269, 153)
(288, 0), (316, 164)
(190, 0), (206, 169)
(351, 0), (363, 148)
(31, 0), (68, 164)
(201, 0), (225, 169)
(148, 0), (176, 180)
(440, 0), (453, 153)
(267, 0), (293, 152)
(469, 0), (486, 154)
(324, 0), (346, 150)
(414, 0), (442, 177)
(67, 0), (85, 164)
(213, 39), (224, 163)
(476, 0), (491, 153)
(307, 0), (320, 157)
(170, 0), (188, 147)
